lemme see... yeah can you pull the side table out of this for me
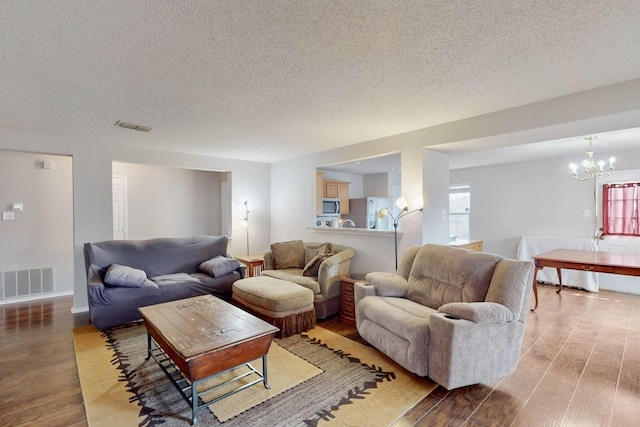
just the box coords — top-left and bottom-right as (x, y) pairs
(234, 254), (265, 277)
(340, 276), (361, 327)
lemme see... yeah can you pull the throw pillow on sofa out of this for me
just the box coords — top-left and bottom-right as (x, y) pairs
(303, 252), (333, 277)
(304, 242), (332, 265)
(199, 255), (241, 277)
(104, 264), (153, 288)
(271, 240), (305, 269)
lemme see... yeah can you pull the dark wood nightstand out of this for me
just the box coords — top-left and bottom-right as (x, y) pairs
(340, 276), (359, 326)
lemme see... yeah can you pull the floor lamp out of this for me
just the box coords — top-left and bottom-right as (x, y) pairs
(378, 196), (423, 270)
(241, 200), (250, 255)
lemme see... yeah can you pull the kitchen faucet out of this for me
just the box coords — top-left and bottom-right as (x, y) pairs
(341, 219), (355, 228)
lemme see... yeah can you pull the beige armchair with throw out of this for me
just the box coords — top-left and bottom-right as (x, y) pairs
(354, 244), (533, 389)
(261, 240), (355, 319)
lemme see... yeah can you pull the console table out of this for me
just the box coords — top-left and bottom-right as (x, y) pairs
(531, 249), (640, 310)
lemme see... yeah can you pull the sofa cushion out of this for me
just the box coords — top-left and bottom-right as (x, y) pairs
(199, 255), (241, 277)
(271, 240), (305, 269)
(104, 264), (152, 288)
(261, 269), (321, 294)
(150, 273), (203, 286)
(304, 242), (332, 265)
(302, 252), (333, 277)
(85, 235), (229, 277)
(357, 296), (436, 341)
(233, 277), (314, 313)
(407, 245), (503, 310)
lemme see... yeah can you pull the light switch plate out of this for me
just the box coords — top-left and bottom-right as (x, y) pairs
(3, 211), (15, 220)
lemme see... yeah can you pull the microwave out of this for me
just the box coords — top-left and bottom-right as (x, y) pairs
(321, 198), (341, 216)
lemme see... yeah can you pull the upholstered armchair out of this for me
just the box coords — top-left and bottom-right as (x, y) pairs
(354, 244), (533, 389)
(261, 240), (355, 319)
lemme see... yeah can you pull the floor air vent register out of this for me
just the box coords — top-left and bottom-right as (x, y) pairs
(1, 268), (54, 299)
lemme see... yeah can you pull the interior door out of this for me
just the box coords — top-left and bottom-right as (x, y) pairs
(112, 175), (128, 240)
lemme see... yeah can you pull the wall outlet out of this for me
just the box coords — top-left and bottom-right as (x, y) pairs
(3, 211), (15, 221)
(583, 209), (591, 218)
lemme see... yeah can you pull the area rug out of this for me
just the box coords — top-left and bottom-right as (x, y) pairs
(73, 322), (436, 426)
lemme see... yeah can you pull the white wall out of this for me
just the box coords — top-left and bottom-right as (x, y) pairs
(363, 173), (388, 197)
(0, 129), (271, 312)
(450, 154), (601, 257)
(112, 162), (223, 239)
(0, 151), (74, 298)
(451, 147), (640, 294)
(423, 149), (450, 245)
(271, 79), (640, 276)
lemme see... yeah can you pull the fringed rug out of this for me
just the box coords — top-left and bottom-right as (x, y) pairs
(73, 322), (436, 426)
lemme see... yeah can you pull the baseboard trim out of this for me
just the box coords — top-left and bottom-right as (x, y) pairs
(0, 290), (73, 306)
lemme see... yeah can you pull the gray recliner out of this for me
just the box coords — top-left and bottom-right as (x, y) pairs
(354, 244), (533, 389)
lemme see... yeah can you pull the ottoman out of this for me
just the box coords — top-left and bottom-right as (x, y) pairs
(232, 277), (316, 338)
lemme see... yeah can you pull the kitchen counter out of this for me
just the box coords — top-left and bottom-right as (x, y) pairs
(307, 227), (400, 237)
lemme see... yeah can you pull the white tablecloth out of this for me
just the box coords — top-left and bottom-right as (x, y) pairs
(517, 235), (599, 292)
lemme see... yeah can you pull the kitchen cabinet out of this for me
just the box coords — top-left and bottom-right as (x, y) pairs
(321, 180), (350, 215)
(337, 183), (349, 214)
(324, 181), (338, 198)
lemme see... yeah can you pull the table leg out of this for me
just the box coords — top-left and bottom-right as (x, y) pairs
(146, 334), (151, 360)
(531, 266), (541, 311)
(262, 355), (270, 389)
(192, 382), (198, 425)
(556, 267), (563, 294)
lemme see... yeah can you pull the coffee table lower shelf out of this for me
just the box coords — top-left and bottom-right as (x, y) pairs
(146, 335), (270, 425)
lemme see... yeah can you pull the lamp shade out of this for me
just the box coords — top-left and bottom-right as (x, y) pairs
(395, 196), (408, 210)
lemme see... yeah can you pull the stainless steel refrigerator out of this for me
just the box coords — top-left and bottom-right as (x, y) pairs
(348, 197), (391, 230)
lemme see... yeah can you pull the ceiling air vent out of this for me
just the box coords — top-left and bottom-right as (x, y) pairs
(114, 120), (152, 132)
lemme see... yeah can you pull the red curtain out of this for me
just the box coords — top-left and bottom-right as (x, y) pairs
(602, 183), (639, 236)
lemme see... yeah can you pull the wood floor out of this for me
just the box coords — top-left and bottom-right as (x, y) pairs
(1, 284), (639, 426)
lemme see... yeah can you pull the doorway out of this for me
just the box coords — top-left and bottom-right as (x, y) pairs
(112, 175), (128, 240)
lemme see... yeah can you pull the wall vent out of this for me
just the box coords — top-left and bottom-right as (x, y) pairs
(1, 268), (54, 300)
(114, 120), (152, 132)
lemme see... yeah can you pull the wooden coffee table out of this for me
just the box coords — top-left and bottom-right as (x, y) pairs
(138, 294), (279, 424)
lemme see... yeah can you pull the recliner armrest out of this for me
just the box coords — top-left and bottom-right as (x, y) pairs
(365, 272), (409, 297)
(354, 281), (376, 304)
(437, 302), (515, 324)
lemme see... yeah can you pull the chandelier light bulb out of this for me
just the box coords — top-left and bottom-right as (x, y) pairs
(569, 136), (615, 181)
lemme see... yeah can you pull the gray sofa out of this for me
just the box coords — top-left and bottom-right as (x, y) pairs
(355, 244), (533, 389)
(83, 235), (243, 330)
(261, 241), (355, 319)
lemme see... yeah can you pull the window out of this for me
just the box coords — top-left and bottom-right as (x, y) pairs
(449, 185), (470, 239)
(602, 182), (640, 236)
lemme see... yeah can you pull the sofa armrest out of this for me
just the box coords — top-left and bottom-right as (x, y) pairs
(316, 248), (355, 299)
(438, 302), (515, 324)
(365, 272), (409, 297)
(320, 248), (355, 269)
(354, 281), (377, 305)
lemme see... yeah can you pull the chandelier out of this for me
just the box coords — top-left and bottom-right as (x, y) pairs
(569, 136), (615, 181)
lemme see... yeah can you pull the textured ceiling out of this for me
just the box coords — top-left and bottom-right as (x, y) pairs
(2, 1), (640, 164)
